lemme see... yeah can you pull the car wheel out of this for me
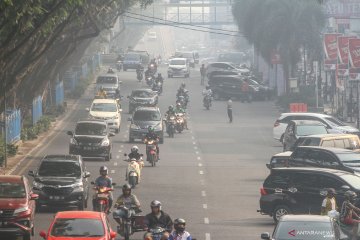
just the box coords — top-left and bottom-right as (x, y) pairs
(279, 134), (284, 143)
(273, 205), (291, 222)
(105, 154), (111, 161)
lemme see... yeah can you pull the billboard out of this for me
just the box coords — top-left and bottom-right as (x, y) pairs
(337, 36), (356, 76)
(324, 33), (342, 70)
(349, 38), (360, 80)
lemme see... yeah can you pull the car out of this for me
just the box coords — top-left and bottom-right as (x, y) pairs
(39, 211), (117, 240)
(261, 215), (341, 240)
(167, 58), (190, 78)
(217, 52), (246, 66)
(95, 74), (121, 98)
(208, 75), (259, 100)
(294, 134), (360, 150)
(28, 155), (90, 210)
(122, 51), (150, 71)
(273, 112), (360, 142)
(87, 98), (122, 133)
(205, 62), (250, 78)
(67, 120), (115, 161)
(148, 31), (157, 40)
(0, 175), (38, 240)
(258, 167), (360, 222)
(128, 89), (158, 113)
(174, 51), (196, 67)
(128, 107), (164, 143)
(282, 120), (328, 151)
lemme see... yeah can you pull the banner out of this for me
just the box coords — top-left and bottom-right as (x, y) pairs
(337, 36), (356, 76)
(349, 38), (360, 80)
(324, 33), (341, 70)
(325, 0), (360, 18)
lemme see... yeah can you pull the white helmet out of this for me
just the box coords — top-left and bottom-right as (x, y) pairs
(131, 146), (139, 153)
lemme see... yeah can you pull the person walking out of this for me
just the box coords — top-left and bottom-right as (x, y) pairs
(227, 98), (233, 123)
(200, 64), (206, 85)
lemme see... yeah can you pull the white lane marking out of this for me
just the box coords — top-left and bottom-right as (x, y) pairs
(118, 150), (122, 152)
(206, 233), (211, 240)
(200, 180), (205, 185)
(191, 136), (195, 140)
(203, 204), (208, 209)
(116, 155), (120, 159)
(110, 170), (115, 174)
(192, 141), (196, 145)
(201, 191), (206, 197)
(195, 151), (199, 155)
(123, 134), (127, 138)
(204, 218), (209, 224)
(126, 130), (129, 133)
(197, 156), (201, 161)
(199, 170), (204, 175)
(194, 146), (198, 150)
(198, 163), (203, 167)
(120, 145), (124, 148)
(114, 162), (118, 166)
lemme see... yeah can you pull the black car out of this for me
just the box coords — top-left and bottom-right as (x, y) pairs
(28, 154), (91, 210)
(67, 120), (115, 161)
(258, 167), (360, 222)
(127, 89), (158, 113)
(128, 106), (164, 143)
(268, 146), (360, 173)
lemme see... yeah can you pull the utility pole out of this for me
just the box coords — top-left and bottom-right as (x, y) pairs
(2, 80), (7, 168)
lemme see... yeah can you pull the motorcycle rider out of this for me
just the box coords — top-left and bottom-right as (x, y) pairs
(136, 65), (144, 78)
(144, 200), (173, 240)
(156, 73), (164, 83)
(128, 145), (144, 168)
(202, 85), (212, 105)
(126, 158), (141, 184)
(113, 184), (141, 228)
(165, 105), (176, 118)
(97, 86), (107, 98)
(340, 190), (360, 240)
(144, 126), (160, 159)
(93, 166), (113, 212)
(177, 83), (189, 106)
(321, 188), (338, 216)
(175, 102), (188, 130)
(168, 218), (192, 240)
(145, 66), (152, 78)
(107, 67), (115, 74)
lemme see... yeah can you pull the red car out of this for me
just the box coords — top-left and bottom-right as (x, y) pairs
(0, 175), (38, 240)
(39, 211), (117, 240)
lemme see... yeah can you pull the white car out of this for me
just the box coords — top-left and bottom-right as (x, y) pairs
(167, 58), (190, 78)
(273, 112), (360, 142)
(148, 31), (157, 40)
(87, 99), (122, 133)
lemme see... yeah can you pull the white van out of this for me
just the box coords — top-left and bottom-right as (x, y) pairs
(167, 58), (190, 78)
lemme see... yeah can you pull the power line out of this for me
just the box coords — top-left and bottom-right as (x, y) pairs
(125, 11), (241, 34)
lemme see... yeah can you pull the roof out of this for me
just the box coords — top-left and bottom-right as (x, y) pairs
(280, 215), (331, 222)
(77, 119), (107, 125)
(134, 106), (159, 111)
(91, 99), (118, 104)
(280, 112), (329, 118)
(55, 211), (103, 219)
(169, 58), (187, 61)
(272, 167), (354, 176)
(273, 151), (293, 157)
(296, 146), (357, 154)
(0, 175), (23, 183)
(290, 120), (325, 126)
(208, 61), (234, 65)
(97, 73), (118, 77)
(132, 88), (153, 92)
(43, 155), (79, 162)
(298, 133), (359, 139)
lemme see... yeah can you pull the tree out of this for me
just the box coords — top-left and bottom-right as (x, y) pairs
(232, 0), (325, 93)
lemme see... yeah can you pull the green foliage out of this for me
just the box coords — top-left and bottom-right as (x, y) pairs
(21, 115), (53, 141)
(0, 135), (19, 161)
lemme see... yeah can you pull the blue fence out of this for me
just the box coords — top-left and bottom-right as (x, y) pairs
(6, 109), (21, 143)
(32, 96), (43, 125)
(55, 80), (64, 106)
(63, 71), (77, 91)
(81, 63), (88, 78)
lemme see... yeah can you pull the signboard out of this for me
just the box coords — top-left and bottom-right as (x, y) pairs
(325, 0), (360, 18)
(337, 36), (356, 76)
(324, 33), (342, 70)
(349, 38), (360, 80)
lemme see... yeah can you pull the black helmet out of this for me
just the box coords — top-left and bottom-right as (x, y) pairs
(150, 200), (161, 210)
(345, 190), (357, 200)
(181, 83), (186, 88)
(122, 183), (132, 191)
(168, 105), (174, 110)
(327, 188), (336, 195)
(99, 166), (108, 175)
(174, 218), (186, 233)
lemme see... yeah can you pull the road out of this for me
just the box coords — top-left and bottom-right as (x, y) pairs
(10, 26), (282, 240)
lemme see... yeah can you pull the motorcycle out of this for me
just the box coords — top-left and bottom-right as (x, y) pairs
(91, 182), (115, 213)
(176, 94), (189, 109)
(116, 205), (145, 240)
(146, 75), (155, 87)
(152, 81), (163, 95)
(203, 95), (212, 110)
(144, 138), (158, 167)
(136, 68), (144, 82)
(146, 227), (166, 240)
(175, 113), (185, 133)
(148, 63), (157, 75)
(124, 153), (144, 170)
(116, 60), (123, 71)
(165, 115), (176, 138)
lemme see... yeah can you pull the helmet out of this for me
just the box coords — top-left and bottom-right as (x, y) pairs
(181, 83), (186, 88)
(150, 200), (161, 210)
(122, 184), (132, 194)
(327, 188), (336, 195)
(174, 218), (186, 233)
(176, 102), (181, 107)
(168, 105), (174, 110)
(345, 190), (357, 200)
(131, 146), (139, 153)
(148, 126), (154, 132)
(99, 166), (108, 175)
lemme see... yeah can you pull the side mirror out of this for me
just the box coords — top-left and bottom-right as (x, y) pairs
(261, 232), (271, 240)
(67, 131), (73, 136)
(266, 163), (271, 169)
(86, 108), (90, 111)
(84, 172), (91, 178)
(119, 109), (123, 112)
(109, 132), (115, 137)
(30, 193), (39, 200)
(39, 230), (47, 239)
(341, 185), (351, 191)
(110, 231), (117, 239)
(28, 170), (35, 177)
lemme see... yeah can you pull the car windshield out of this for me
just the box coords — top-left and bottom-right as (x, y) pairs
(274, 221), (334, 240)
(51, 218), (104, 237)
(75, 123), (107, 136)
(132, 91), (152, 98)
(0, 182), (26, 198)
(91, 103), (117, 112)
(325, 116), (346, 126)
(341, 174), (360, 189)
(38, 161), (81, 177)
(338, 153), (360, 163)
(96, 76), (117, 84)
(133, 110), (161, 121)
(296, 125), (327, 136)
(170, 60), (186, 65)
(125, 53), (140, 61)
(175, 52), (193, 58)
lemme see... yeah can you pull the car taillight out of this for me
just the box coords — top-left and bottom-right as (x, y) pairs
(260, 187), (268, 196)
(274, 120), (280, 127)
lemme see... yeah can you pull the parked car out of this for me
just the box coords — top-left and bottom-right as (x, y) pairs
(258, 167), (360, 222)
(206, 62), (250, 78)
(68, 120), (115, 161)
(174, 51), (196, 67)
(261, 215), (341, 240)
(128, 107), (164, 143)
(39, 211), (117, 240)
(0, 175), (38, 240)
(95, 74), (121, 98)
(167, 58), (190, 78)
(282, 120), (328, 151)
(123, 51), (150, 71)
(128, 89), (158, 113)
(208, 75), (260, 100)
(28, 155), (90, 210)
(87, 98), (122, 133)
(273, 112), (360, 142)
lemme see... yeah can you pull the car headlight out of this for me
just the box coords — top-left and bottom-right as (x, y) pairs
(70, 138), (78, 145)
(32, 181), (44, 189)
(14, 206), (29, 215)
(130, 124), (140, 130)
(101, 139), (110, 146)
(88, 113), (95, 119)
(71, 182), (84, 191)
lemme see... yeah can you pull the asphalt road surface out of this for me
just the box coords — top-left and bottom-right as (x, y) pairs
(10, 26), (282, 240)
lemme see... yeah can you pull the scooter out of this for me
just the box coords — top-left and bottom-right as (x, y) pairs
(136, 68), (144, 82)
(116, 205), (145, 240)
(152, 81), (163, 95)
(116, 61), (123, 71)
(91, 182), (115, 213)
(175, 113), (185, 133)
(144, 138), (158, 167)
(203, 95), (212, 110)
(165, 115), (176, 138)
(146, 75), (154, 87)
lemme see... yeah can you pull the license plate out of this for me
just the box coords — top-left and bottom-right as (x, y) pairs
(84, 147), (92, 150)
(130, 172), (137, 176)
(97, 193), (108, 198)
(0, 222), (8, 227)
(52, 196), (61, 200)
